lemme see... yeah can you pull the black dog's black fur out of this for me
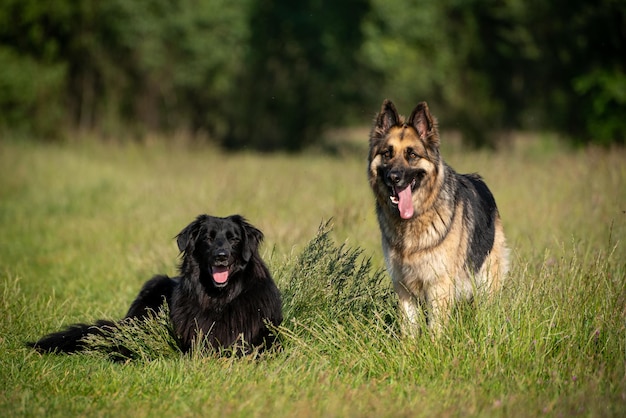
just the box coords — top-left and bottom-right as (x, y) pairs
(28, 214), (283, 356)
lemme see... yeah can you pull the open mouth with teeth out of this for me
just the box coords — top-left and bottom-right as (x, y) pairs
(389, 178), (416, 219)
(211, 264), (231, 287)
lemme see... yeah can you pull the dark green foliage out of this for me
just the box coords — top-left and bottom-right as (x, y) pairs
(0, 46), (66, 137)
(224, 0), (373, 151)
(362, 0), (626, 146)
(0, 0), (623, 145)
(0, 2), (69, 137)
(499, 0), (626, 145)
(0, 0), (250, 139)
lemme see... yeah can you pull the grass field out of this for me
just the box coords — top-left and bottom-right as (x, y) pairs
(1, 133), (625, 417)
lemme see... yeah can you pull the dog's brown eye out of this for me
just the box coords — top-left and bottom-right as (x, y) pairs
(381, 149), (391, 160)
(407, 150), (419, 161)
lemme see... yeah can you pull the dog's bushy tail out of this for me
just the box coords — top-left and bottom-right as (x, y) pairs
(27, 320), (117, 354)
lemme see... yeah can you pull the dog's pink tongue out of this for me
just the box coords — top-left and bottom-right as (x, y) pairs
(212, 266), (229, 284)
(396, 185), (414, 219)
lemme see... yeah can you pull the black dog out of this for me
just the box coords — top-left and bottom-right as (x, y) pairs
(28, 214), (283, 356)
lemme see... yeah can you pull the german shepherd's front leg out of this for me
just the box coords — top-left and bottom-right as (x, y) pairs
(425, 281), (454, 335)
(394, 282), (426, 337)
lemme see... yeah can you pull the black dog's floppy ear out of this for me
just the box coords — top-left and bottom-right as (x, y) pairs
(229, 215), (263, 262)
(176, 215), (205, 253)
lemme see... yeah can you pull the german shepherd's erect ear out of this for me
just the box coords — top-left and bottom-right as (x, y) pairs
(407, 101), (439, 150)
(376, 99), (400, 132)
(371, 100), (401, 147)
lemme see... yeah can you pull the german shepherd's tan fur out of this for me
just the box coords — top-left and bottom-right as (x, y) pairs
(368, 100), (508, 334)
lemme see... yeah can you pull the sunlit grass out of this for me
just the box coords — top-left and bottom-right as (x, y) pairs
(0, 135), (624, 417)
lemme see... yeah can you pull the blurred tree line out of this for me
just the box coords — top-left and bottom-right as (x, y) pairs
(0, 0), (624, 149)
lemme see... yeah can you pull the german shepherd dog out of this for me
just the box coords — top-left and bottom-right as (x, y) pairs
(368, 100), (509, 334)
(29, 214), (283, 357)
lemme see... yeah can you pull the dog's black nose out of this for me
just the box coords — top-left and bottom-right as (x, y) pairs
(214, 250), (229, 262)
(388, 171), (402, 184)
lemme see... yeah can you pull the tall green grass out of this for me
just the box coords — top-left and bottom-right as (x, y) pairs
(0, 136), (624, 417)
